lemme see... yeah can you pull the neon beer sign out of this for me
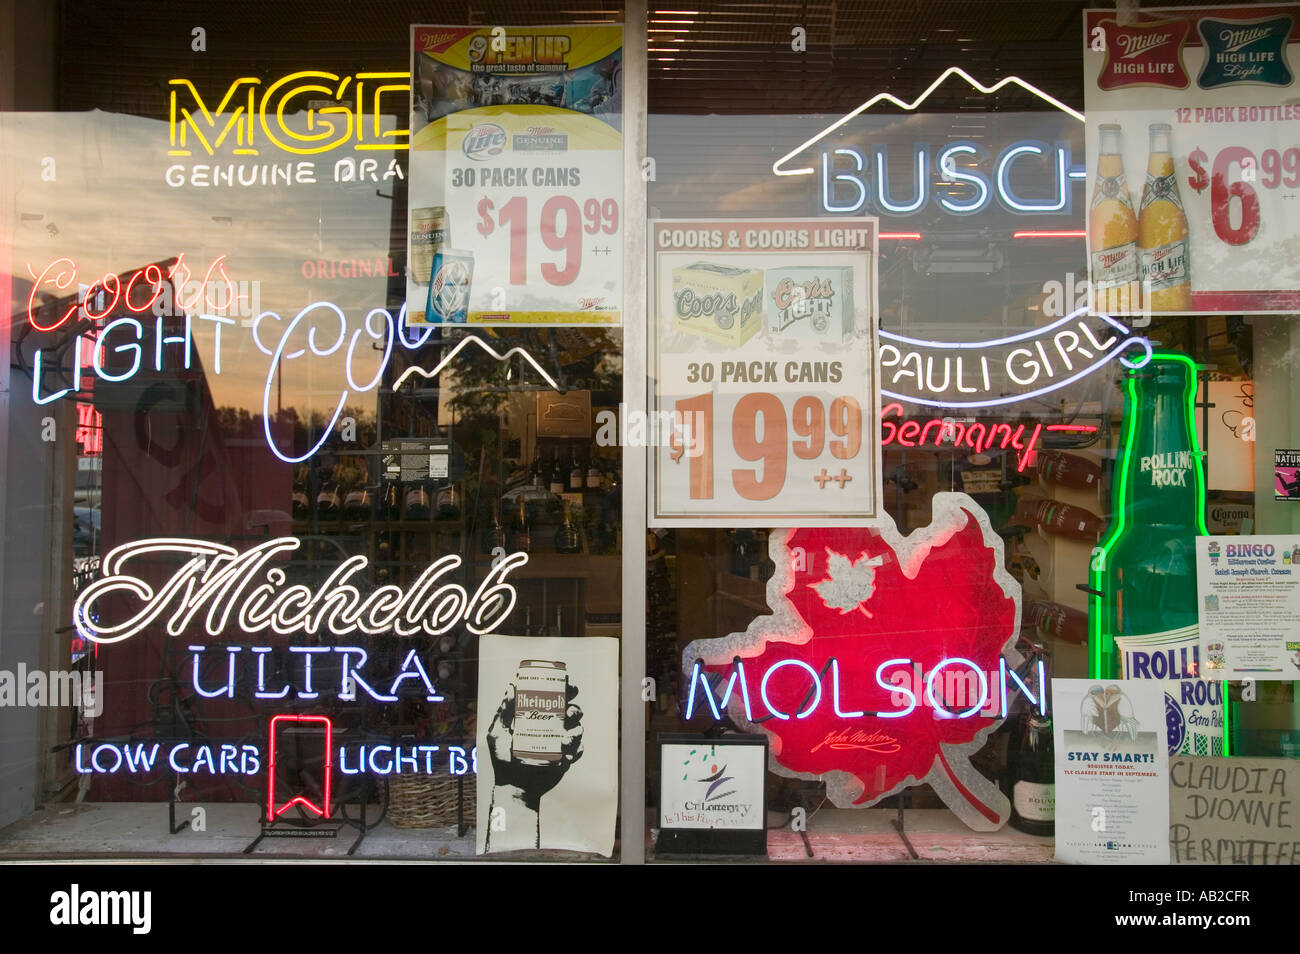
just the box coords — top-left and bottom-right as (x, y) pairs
(682, 499), (1031, 830)
(168, 71), (410, 156)
(73, 536), (526, 645)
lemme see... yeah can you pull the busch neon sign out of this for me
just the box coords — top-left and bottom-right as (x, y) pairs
(821, 139), (1087, 216)
(682, 497), (1031, 830)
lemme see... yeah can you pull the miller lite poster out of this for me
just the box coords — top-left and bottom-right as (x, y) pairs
(408, 25), (623, 325)
(476, 634), (618, 856)
(1084, 5), (1300, 315)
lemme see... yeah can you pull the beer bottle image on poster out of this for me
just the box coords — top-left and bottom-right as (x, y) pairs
(1090, 123), (1140, 315)
(1137, 124), (1192, 312)
(1089, 353), (1207, 682)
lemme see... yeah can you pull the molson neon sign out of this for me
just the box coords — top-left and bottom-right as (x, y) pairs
(167, 71), (410, 156)
(821, 139), (1087, 216)
(879, 308), (1152, 409)
(682, 497), (1034, 830)
(72, 536), (526, 645)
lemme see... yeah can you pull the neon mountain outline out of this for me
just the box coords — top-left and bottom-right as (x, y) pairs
(771, 66), (1085, 179)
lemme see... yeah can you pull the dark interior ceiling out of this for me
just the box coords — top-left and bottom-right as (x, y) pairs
(55, 0), (1231, 116)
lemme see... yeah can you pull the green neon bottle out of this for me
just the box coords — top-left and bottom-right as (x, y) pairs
(1089, 353), (1206, 681)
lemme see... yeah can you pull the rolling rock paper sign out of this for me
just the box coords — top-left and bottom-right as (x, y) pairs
(682, 494), (1025, 831)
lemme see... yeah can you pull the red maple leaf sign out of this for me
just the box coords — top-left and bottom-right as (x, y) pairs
(682, 493), (1023, 831)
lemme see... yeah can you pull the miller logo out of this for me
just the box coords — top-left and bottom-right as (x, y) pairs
(463, 123), (507, 160)
(1197, 16), (1294, 89)
(1094, 17), (1191, 90)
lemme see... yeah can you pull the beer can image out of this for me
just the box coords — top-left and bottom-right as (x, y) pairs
(426, 248), (474, 323)
(512, 659), (568, 764)
(409, 206), (449, 284)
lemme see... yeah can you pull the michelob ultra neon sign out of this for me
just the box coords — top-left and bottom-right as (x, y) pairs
(73, 536), (525, 645)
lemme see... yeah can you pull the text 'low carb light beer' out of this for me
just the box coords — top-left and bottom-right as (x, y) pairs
(1090, 123), (1140, 314)
(1138, 123), (1192, 312)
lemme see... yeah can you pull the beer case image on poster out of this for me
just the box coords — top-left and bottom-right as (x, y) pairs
(408, 25), (623, 325)
(1083, 6), (1300, 315)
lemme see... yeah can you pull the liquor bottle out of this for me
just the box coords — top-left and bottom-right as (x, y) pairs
(1025, 600), (1088, 646)
(1091, 354), (1205, 680)
(315, 469), (340, 518)
(435, 481), (460, 519)
(1138, 123), (1192, 312)
(291, 467), (310, 520)
(509, 497), (531, 553)
(382, 480), (401, 520)
(1035, 451), (1101, 492)
(530, 451), (545, 490)
(1008, 713), (1055, 836)
(553, 605), (564, 638)
(586, 454), (603, 493)
(569, 450), (584, 492)
(1090, 123), (1140, 314)
(548, 452), (566, 495)
(555, 498), (582, 554)
(1011, 495), (1103, 542)
(482, 498), (506, 554)
(404, 481), (430, 520)
(342, 485), (372, 519)
(523, 606), (534, 637)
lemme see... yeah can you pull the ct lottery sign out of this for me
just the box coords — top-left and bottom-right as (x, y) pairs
(649, 219), (882, 527)
(1084, 5), (1300, 315)
(407, 25), (622, 325)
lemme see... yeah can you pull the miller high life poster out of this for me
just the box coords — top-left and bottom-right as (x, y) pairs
(1084, 5), (1300, 315)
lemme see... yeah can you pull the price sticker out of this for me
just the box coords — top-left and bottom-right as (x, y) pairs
(442, 108), (622, 324)
(649, 218), (883, 527)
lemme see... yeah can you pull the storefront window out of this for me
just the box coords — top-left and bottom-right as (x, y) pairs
(0, 0), (1296, 879)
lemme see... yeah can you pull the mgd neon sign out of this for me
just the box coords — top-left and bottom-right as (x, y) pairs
(168, 71), (410, 156)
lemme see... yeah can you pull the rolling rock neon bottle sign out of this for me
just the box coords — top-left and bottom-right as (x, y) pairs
(70, 537), (525, 792)
(682, 494), (1043, 831)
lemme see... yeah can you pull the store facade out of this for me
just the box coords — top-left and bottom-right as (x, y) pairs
(0, 0), (1296, 865)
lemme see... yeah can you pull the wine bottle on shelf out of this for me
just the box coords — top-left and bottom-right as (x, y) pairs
(586, 453), (603, 493)
(383, 480), (401, 520)
(553, 605), (564, 638)
(291, 466), (310, 520)
(524, 606), (534, 637)
(482, 498), (507, 554)
(548, 451), (566, 495)
(555, 498), (582, 554)
(315, 468), (340, 518)
(404, 481), (430, 520)
(1008, 713), (1055, 836)
(509, 497), (531, 553)
(342, 484), (371, 519)
(530, 451), (545, 490)
(569, 449), (584, 492)
(435, 481), (460, 519)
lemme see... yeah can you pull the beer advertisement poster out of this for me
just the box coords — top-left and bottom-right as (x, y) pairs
(1196, 535), (1300, 679)
(408, 25), (623, 325)
(648, 218), (883, 527)
(1276, 448), (1300, 500)
(475, 635), (619, 856)
(1052, 678), (1171, 864)
(1083, 5), (1300, 316)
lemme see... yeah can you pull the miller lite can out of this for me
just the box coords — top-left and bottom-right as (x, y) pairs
(426, 247), (474, 324)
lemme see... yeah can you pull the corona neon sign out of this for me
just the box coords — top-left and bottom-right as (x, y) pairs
(72, 536), (526, 646)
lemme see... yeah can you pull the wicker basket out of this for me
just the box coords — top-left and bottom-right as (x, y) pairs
(388, 771), (477, 829)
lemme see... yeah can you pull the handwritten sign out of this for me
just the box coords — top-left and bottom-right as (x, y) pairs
(1170, 755), (1300, 864)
